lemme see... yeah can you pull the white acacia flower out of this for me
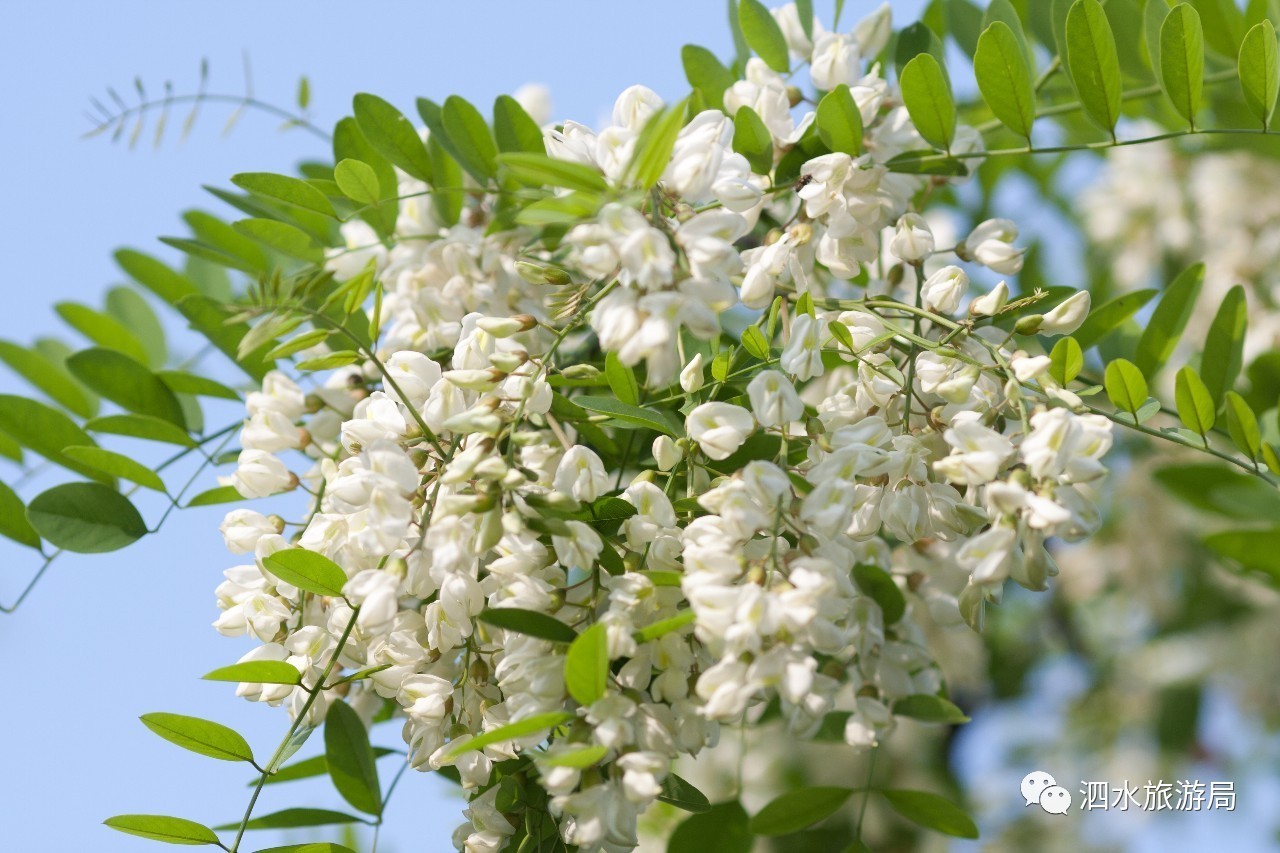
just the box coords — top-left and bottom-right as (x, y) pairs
(686, 402), (754, 460)
(747, 370), (804, 427)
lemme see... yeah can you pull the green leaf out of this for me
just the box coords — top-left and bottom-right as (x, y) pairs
(668, 801), (753, 853)
(333, 117), (398, 237)
(114, 248), (201, 307)
(26, 482), (144, 552)
(232, 218), (323, 263)
(325, 700), (382, 816)
(1175, 365), (1216, 438)
(815, 85), (864, 156)
(514, 191), (603, 226)
(104, 815), (221, 846)
(352, 93), (433, 182)
(1205, 527), (1280, 585)
(659, 774), (714, 814)
(85, 413), (195, 447)
(174, 294), (274, 382)
(896, 21), (947, 79)
(426, 139), (463, 226)
(442, 95), (499, 182)
(443, 711), (575, 759)
(0, 480), (40, 549)
(682, 45), (736, 111)
(738, 0), (790, 72)
(1154, 463), (1280, 517)
(539, 744), (609, 768)
(1240, 20), (1280, 128)
(564, 622), (609, 706)
(893, 694), (970, 723)
(1135, 263), (1205, 378)
(216, 808), (363, 831)
(157, 370), (241, 401)
(974, 22), (1037, 140)
(1202, 285), (1248, 410)
(265, 329), (332, 361)
(1066, 0), (1123, 134)
(179, 211), (270, 274)
(263, 548), (349, 598)
(881, 789), (979, 838)
(634, 609), (696, 643)
(1048, 336), (1084, 385)
(497, 152), (608, 193)
(984, 0), (1034, 67)
(106, 286), (167, 366)
(852, 563), (905, 623)
(605, 352), (641, 406)
(67, 347), (186, 428)
(55, 301), (150, 364)
(1104, 358), (1148, 417)
(1188, 0), (1246, 58)
(203, 661), (302, 685)
(0, 396), (109, 482)
(1225, 391), (1263, 461)
(573, 396), (679, 436)
(478, 608), (578, 643)
(1072, 288), (1157, 350)
(0, 339), (95, 418)
(296, 351), (361, 371)
(626, 101), (688, 189)
(740, 325), (771, 360)
(732, 107), (774, 174)
(900, 53), (956, 150)
(254, 845), (356, 853)
(749, 787), (854, 836)
(62, 446), (165, 492)
(493, 94), (546, 154)
(1160, 3), (1206, 126)
(140, 712), (254, 763)
(231, 172), (336, 218)
(258, 748), (397, 786)
(333, 159), (382, 206)
(185, 485), (245, 507)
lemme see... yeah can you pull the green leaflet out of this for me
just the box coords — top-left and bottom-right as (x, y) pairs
(1239, 20), (1280, 128)
(732, 106), (774, 174)
(1175, 365), (1216, 439)
(66, 347), (187, 428)
(749, 787), (853, 836)
(1201, 284), (1248, 410)
(737, 0), (790, 72)
(975, 21), (1036, 140)
(325, 701), (382, 816)
(140, 712), (255, 763)
(682, 44), (736, 110)
(352, 93), (433, 182)
(900, 53), (956, 150)
(1160, 3), (1206, 126)
(1134, 263), (1204, 378)
(1104, 358), (1149, 419)
(815, 84), (864, 156)
(104, 814), (221, 846)
(564, 622), (609, 706)
(1066, 0), (1123, 134)
(0, 396), (112, 483)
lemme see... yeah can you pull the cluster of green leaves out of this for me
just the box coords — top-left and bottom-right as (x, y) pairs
(0, 248), (260, 574)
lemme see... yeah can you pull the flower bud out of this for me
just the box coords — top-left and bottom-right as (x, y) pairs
(443, 368), (504, 391)
(1039, 291), (1090, 336)
(652, 435), (682, 471)
(561, 364), (602, 380)
(515, 260), (572, 285)
(889, 213), (934, 263)
(476, 316), (530, 338)
(1014, 314), (1044, 335)
(920, 265), (968, 315)
(488, 351), (528, 372)
(969, 280), (1008, 317)
(680, 353), (705, 393)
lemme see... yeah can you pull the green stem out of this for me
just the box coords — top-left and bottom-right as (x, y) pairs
(229, 605), (362, 853)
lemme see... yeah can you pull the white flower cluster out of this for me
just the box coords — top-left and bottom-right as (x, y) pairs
(208, 4), (1114, 850)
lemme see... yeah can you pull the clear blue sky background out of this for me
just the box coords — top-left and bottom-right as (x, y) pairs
(20, 3), (1269, 853)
